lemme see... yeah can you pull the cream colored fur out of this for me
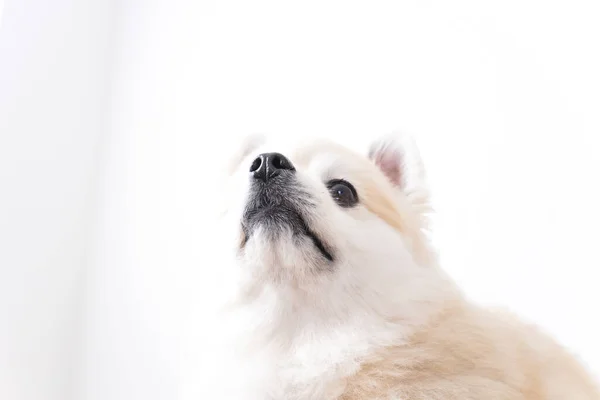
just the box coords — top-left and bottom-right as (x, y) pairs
(187, 133), (599, 400)
(340, 304), (599, 399)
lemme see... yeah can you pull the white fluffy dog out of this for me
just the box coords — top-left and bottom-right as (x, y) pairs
(186, 134), (599, 399)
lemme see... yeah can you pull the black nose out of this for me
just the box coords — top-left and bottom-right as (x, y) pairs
(249, 152), (295, 182)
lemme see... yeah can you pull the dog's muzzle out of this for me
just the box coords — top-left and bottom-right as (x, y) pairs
(241, 152), (334, 261)
(243, 151), (304, 232)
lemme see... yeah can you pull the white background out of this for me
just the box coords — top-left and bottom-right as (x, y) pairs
(1, 1), (599, 400)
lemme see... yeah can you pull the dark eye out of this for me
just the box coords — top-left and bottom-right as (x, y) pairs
(327, 179), (358, 208)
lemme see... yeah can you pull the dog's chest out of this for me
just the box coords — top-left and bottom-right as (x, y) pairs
(224, 326), (375, 400)
(215, 292), (404, 398)
(243, 354), (354, 400)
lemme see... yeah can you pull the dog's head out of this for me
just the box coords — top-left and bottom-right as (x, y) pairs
(192, 134), (454, 398)
(218, 133), (437, 297)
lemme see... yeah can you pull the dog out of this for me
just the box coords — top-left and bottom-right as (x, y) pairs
(191, 133), (599, 399)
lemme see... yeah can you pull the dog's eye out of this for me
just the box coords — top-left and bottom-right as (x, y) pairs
(327, 180), (358, 208)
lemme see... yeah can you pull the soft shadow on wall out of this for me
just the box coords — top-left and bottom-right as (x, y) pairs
(0, 1), (116, 400)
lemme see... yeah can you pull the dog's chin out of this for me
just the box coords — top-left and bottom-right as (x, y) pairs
(240, 210), (335, 282)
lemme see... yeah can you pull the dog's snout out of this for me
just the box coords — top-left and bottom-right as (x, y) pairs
(250, 152), (295, 182)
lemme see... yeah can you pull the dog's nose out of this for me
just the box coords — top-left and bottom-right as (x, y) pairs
(249, 152), (295, 182)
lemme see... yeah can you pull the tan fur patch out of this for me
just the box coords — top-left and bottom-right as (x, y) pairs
(339, 303), (600, 399)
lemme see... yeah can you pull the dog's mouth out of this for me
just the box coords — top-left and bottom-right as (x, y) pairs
(241, 205), (334, 262)
(297, 217), (334, 262)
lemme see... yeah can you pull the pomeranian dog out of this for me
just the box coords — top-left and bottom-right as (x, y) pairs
(190, 133), (599, 399)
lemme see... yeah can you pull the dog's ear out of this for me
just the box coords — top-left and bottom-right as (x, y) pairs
(226, 133), (266, 175)
(368, 134), (434, 264)
(368, 132), (430, 215)
(368, 132), (426, 192)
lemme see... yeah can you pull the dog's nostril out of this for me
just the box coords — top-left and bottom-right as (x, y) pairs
(249, 156), (262, 173)
(271, 153), (294, 171)
(271, 154), (284, 169)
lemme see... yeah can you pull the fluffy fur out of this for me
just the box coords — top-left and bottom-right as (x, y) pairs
(189, 133), (599, 399)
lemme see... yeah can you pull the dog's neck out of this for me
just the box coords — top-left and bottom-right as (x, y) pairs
(197, 253), (463, 399)
(212, 265), (461, 399)
(222, 259), (460, 352)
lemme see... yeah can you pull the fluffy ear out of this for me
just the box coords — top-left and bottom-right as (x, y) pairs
(226, 133), (266, 174)
(368, 132), (428, 198)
